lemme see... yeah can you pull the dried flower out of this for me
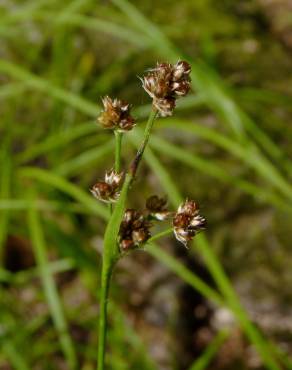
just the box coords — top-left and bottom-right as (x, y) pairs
(141, 61), (191, 116)
(173, 200), (206, 246)
(119, 209), (151, 251)
(90, 169), (124, 203)
(146, 195), (172, 221)
(97, 96), (135, 132)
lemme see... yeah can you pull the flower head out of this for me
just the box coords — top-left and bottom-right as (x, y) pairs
(90, 169), (124, 203)
(141, 61), (191, 116)
(146, 195), (171, 221)
(97, 96), (135, 132)
(119, 209), (151, 251)
(173, 200), (206, 246)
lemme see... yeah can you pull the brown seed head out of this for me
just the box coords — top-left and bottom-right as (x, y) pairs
(173, 200), (206, 246)
(90, 169), (124, 203)
(141, 61), (191, 116)
(119, 209), (151, 251)
(97, 96), (135, 132)
(146, 195), (171, 221)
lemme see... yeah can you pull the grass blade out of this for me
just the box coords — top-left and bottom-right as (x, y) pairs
(141, 146), (280, 370)
(17, 121), (96, 164)
(0, 138), (11, 264)
(0, 60), (99, 117)
(188, 330), (229, 370)
(195, 234), (280, 370)
(112, 0), (291, 178)
(0, 9), (149, 48)
(156, 121), (292, 204)
(148, 134), (292, 213)
(0, 258), (75, 284)
(27, 192), (77, 369)
(56, 139), (114, 176)
(2, 341), (30, 370)
(19, 167), (108, 219)
(129, 129), (291, 213)
(129, 133), (182, 205)
(147, 242), (223, 307)
(111, 0), (178, 57)
(0, 199), (90, 214)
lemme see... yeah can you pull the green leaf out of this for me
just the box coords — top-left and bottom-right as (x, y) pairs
(17, 121), (96, 164)
(19, 167), (109, 219)
(56, 139), (114, 177)
(188, 330), (229, 370)
(141, 145), (281, 370)
(147, 242), (223, 307)
(0, 138), (11, 264)
(27, 191), (77, 369)
(102, 174), (131, 266)
(0, 59), (99, 117)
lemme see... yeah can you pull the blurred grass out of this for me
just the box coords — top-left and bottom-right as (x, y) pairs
(188, 330), (229, 370)
(1, 0), (292, 369)
(0, 138), (11, 263)
(141, 142), (281, 370)
(27, 192), (77, 369)
(19, 167), (109, 219)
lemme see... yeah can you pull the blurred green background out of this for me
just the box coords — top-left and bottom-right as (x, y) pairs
(1, 0), (292, 369)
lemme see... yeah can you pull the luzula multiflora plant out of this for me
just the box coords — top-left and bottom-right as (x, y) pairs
(92, 61), (206, 370)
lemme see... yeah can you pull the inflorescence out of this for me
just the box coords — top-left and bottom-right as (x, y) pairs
(91, 61), (205, 249)
(90, 170), (124, 203)
(173, 200), (206, 246)
(141, 61), (191, 116)
(98, 96), (136, 132)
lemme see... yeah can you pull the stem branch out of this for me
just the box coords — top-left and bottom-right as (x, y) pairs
(130, 108), (158, 179)
(114, 131), (123, 172)
(97, 263), (112, 370)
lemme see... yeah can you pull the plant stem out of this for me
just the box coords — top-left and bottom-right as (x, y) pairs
(97, 108), (158, 370)
(97, 264), (112, 370)
(130, 108), (158, 179)
(148, 227), (173, 243)
(114, 131), (123, 172)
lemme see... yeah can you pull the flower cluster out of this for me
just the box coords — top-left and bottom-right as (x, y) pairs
(141, 61), (191, 116)
(91, 61), (205, 251)
(119, 209), (151, 251)
(97, 96), (135, 132)
(146, 195), (171, 221)
(173, 200), (206, 246)
(90, 170), (123, 203)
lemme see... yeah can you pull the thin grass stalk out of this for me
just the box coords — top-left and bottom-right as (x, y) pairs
(19, 167), (108, 219)
(188, 330), (229, 370)
(147, 243), (223, 307)
(27, 192), (77, 369)
(114, 131), (123, 172)
(129, 109), (158, 178)
(97, 264), (113, 370)
(147, 227), (173, 243)
(195, 234), (280, 370)
(0, 138), (11, 264)
(2, 341), (30, 370)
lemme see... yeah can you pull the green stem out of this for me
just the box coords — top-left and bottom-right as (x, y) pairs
(97, 264), (112, 370)
(130, 108), (158, 178)
(148, 227), (173, 243)
(114, 131), (123, 172)
(97, 108), (158, 370)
